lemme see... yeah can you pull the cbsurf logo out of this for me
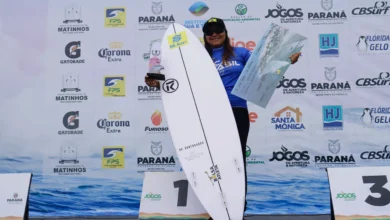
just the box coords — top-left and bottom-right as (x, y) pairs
(361, 145), (390, 161)
(356, 72), (390, 88)
(352, 1), (390, 17)
(271, 106), (306, 131)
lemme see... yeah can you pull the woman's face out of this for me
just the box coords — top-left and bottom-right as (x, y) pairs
(204, 25), (226, 48)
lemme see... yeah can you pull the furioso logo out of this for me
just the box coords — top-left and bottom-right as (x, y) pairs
(151, 110), (162, 126)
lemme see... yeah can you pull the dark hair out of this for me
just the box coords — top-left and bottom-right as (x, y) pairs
(203, 31), (235, 66)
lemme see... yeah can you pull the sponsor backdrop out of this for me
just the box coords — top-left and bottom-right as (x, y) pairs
(0, 0), (389, 217)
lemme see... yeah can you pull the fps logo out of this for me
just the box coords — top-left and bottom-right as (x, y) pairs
(102, 146), (124, 168)
(60, 41), (85, 64)
(269, 145), (310, 167)
(265, 3), (304, 23)
(58, 111), (83, 135)
(323, 105), (343, 130)
(103, 76), (125, 97)
(319, 34), (339, 58)
(105, 7), (126, 28)
(277, 76), (307, 94)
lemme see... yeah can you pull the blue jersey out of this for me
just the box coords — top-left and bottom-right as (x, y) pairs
(211, 46), (252, 108)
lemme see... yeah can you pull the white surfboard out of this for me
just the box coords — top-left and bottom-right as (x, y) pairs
(158, 23), (246, 220)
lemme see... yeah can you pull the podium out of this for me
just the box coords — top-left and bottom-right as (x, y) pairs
(138, 172), (210, 219)
(0, 173), (32, 220)
(327, 166), (390, 220)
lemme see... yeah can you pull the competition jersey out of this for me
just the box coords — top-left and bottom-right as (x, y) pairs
(211, 46), (252, 108)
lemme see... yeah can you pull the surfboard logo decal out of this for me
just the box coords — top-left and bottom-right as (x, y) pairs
(205, 165), (222, 185)
(168, 31), (189, 49)
(162, 79), (179, 93)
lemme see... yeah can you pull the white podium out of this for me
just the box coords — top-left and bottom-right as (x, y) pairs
(139, 172), (210, 219)
(327, 166), (390, 220)
(0, 173), (32, 220)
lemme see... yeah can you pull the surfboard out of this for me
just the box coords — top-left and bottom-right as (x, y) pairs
(156, 23), (246, 219)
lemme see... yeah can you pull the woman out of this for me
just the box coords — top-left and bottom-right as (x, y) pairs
(145, 17), (301, 218)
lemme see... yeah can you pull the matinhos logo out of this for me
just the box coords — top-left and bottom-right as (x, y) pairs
(137, 141), (176, 173)
(265, 3), (303, 23)
(56, 73), (88, 103)
(271, 106), (306, 131)
(308, 0), (347, 25)
(58, 111), (83, 135)
(352, 1), (390, 16)
(205, 165), (221, 186)
(358, 107), (390, 129)
(60, 41), (85, 64)
(98, 42), (131, 62)
(58, 4), (90, 34)
(311, 67), (351, 97)
(356, 72), (390, 88)
(356, 35), (390, 55)
(361, 145), (390, 161)
(7, 193), (22, 204)
(97, 112), (130, 133)
(269, 145), (310, 167)
(277, 76), (307, 94)
(53, 144), (87, 175)
(314, 140), (356, 169)
(138, 2), (175, 31)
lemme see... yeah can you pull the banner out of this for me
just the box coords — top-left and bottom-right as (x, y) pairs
(0, 0), (390, 217)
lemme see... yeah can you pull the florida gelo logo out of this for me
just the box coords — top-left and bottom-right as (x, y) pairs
(168, 31), (189, 49)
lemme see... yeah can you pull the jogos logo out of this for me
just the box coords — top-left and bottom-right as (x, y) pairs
(265, 3), (303, 23)
(269, 145), (310, 167)
(144, 193), (162, 201)
(104, 7), (126, 28)
(271, 106), (305, 131)
(102, 146), (124, 168)
(277, 76), (307, 94)
(103, 76), (125, 97)
(336, 192), (356, 201)
(323, 105), (343, 130)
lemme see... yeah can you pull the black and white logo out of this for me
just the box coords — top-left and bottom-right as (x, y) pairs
(314, 140), (356, 168)
(56, 73), (88, 103)
(61, 41), (85, 64)
(58, 111), (83, 135)
(163, 79), (179, 93)
(311, 67), (351, 96)
(265, 3), (303, 23)
(308, 0), (347, 25)
(138, 2), (175, 31)
(277, 76), (307, 94)
(361, 145), (390, 160)
(352, 1), (390, 16)
(356, 72), (390, 88)
(58, 4), (90, 34)
(269, 145), (310, 167)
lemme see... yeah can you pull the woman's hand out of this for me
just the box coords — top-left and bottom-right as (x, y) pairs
(289, 52), (301, 64)
(145, 75), (160, 88)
